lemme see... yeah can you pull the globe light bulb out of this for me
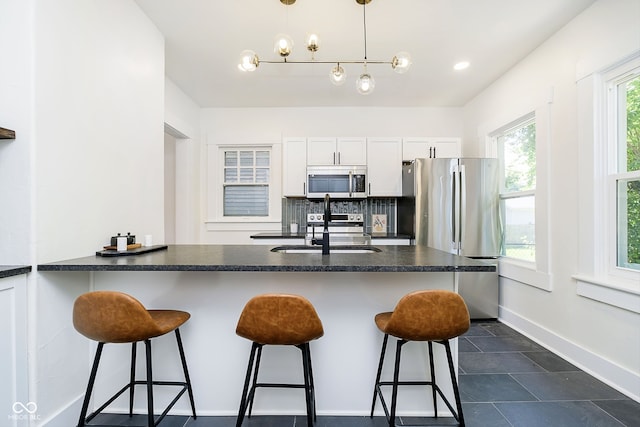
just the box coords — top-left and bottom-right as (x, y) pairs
(329, 64), (347, 86)
(392, 52), (412, 74)
(306, 34), (320, 53)
(238, 50), (259, 72)
(356, 72), (375, 95)
(274, 33), (294, 57)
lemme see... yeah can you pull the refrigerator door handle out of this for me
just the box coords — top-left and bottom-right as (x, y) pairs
(451, 167), (457, 248)
(459, 166), (466, 250)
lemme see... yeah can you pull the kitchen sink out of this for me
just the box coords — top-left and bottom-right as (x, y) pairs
(271, 245), (382, 254)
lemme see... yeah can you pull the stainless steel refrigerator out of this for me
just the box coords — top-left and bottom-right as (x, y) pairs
(398, 158), (501, 319)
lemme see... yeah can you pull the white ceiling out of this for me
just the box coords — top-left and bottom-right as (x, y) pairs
(134, 0), (596, 108)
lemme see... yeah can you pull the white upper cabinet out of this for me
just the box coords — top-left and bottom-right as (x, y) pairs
(283, 137), (307, 197)
(367, 137), (403, 196)
(307, 137), (367, 165)
(402, 137), (461, 161)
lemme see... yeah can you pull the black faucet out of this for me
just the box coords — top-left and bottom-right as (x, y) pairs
(312, 194), (331, 255)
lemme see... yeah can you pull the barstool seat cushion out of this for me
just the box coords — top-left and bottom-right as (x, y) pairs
(73, 291), (190, 343)
(236, 293), (324, 345)
(375, 290), (469, 341)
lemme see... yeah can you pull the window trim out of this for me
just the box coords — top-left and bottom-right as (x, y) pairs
(602, 56), (640, 282)
(487, 108), (551, 291)
(574, 51), (640, 313)
(205, 140), (282, 226)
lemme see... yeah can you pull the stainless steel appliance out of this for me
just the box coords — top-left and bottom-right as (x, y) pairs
(398, 158), (501, 319)
(306, 213), (370, 246)
(306, 165), (367, 199)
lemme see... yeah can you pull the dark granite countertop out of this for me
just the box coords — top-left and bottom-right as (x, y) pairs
(250, 232), (412, 240)
(250, 232), (307, 239)
(0, 265), (32, 279)
(37, 244), (495, 273)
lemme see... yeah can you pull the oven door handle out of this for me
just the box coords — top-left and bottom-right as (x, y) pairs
(349, 170), (353, 198)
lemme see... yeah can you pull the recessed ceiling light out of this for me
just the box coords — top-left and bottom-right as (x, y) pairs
(453, 61), (470, 71)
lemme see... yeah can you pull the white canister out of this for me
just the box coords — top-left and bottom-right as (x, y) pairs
(116, 236), (128, 252)
(290, 223), (298, 234)
(144, 234), (153, 247)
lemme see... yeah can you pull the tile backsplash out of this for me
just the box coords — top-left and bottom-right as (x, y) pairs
(282, 198), (397, 234)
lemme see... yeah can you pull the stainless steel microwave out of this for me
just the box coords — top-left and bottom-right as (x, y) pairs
(306, 166), (367, 199)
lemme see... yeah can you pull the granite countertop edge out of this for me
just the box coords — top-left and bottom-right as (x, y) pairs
(250, 232), (412, 239)
(37, 245), (496, 273)
(0, 265), (33, 279)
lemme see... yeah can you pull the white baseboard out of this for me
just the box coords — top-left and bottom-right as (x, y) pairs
(39, 394), (83, 427)
(499, 307), (640, 402)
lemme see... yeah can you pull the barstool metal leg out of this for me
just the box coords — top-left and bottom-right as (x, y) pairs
(427, 341), (437, 418)
(247, 344), (263, 418)
(237, 342), (259, 427)
(77, 342), (104, 427)
(175, 328), (196, 418)
(302, 342), (318, 421)
(443, 340), (465, 427)
(300, 343), (314, 427)
(145, 339), (154, 427)
(389, 339), (407, 427)
(129, 343), (137, 417)
(370, 333), (389, 417)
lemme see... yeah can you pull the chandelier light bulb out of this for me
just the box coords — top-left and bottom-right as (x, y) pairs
(238, 50), (259, 72)
(306, 34), (320, 53)
(329, 64), (347, 86)
(392, 52), (412, 74)
(356, 71), (375, 95)
(274, 33), (294, 57)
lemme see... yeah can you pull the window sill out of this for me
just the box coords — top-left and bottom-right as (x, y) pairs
(499, 258), (552, 291)
(573, 274), (640, 314)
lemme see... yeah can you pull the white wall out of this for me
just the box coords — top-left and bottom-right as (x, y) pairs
(199, 107), (463, 243)
(0, 0), (33, 265)
(165, 78), (202, 243)
(462, 0), (640, 400)
(31, 1), (166, 425)
(35, 1), (165, 263)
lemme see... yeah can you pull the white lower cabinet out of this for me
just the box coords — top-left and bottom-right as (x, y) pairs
(1, 275), (28, 427)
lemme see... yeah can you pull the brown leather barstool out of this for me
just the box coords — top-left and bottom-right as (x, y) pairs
(370, 290), (470, 427)
(72, 291), (196, 427)
(235, 293), (324, 427)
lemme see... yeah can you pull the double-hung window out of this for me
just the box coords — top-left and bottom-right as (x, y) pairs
(497, 115), (537, 263)
(606, 60), (640, 274)
(223, 148), (271, 217)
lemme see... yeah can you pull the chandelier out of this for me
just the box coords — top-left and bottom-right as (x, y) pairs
(238, 0), (412, 95)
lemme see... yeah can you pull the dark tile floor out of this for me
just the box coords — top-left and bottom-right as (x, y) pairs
(90, 321), (639, 427)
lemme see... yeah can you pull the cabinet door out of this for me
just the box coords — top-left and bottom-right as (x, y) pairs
(367, 137), (402, 196)
(337, 137), (367, 165)
(307, 137), (337, 165)
(402, 137), (461, 161)
(283, 138), (307, 196)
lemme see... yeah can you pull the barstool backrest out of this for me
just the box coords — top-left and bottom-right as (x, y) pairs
(384, 290), (470, 341)
(236, 293), (324, 345)
(73, 291), (163, 343)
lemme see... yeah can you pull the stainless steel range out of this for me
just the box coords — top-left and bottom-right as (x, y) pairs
(305, 213), (370, 246)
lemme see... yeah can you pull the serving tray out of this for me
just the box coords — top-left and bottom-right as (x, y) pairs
(96, 245), (168, 257)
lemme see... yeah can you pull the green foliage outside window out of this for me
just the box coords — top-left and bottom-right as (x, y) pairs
(624, 77), (639, 265)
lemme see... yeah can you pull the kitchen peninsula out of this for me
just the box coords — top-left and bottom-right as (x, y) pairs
(39, 245), (494, 418)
